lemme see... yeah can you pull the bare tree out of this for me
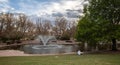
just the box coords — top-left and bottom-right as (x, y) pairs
(36, 18), (52, 35)
(0, 13), (36, 43)
(52, 17), (77, 40)
(67, 21), (77, 39)
(0, 13), (15, 42)
(25, 21), (36, 40)
(0, 13), (6, 39)
(54, 17), (67, 35)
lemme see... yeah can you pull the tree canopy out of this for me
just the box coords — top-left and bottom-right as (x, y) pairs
(76, 0), (120, 50)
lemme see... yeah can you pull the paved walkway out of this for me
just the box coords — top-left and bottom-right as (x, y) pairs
(0, 50), (30, 56)
(0, 50), (76, 57)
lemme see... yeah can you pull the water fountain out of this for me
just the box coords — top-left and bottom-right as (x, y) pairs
(36, 35), (57, 46)
(23, 35), (62, 54)
(23, 35), (78, 54)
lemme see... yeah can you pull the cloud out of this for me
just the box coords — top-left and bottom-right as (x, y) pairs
(0, 0), (86, 21)
(0, 0), (14, 12)
(0, 0), (8, 2)
(36, 0), (85, 20)
(17, 0), (85, 17)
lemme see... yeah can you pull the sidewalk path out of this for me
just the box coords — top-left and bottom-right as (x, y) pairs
(0, 50), (76, 57)
(0, 50), (30, 56)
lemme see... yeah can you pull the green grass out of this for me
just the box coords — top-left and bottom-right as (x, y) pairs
(0, 54), (120, 65)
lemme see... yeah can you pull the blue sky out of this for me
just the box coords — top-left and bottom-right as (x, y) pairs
(0, 0), (88, 19)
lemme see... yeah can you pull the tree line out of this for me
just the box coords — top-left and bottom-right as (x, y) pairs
(0, 13), (77, 44)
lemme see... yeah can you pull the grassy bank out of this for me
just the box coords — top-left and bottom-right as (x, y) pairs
(0, 54), (120, 65)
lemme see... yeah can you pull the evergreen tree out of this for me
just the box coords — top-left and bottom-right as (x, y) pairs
(76, 0), (120, 51)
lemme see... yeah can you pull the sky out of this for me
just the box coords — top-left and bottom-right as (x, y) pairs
(0, 0), (88, 20)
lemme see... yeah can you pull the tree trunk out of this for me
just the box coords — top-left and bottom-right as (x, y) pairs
(112, 38), (117, 51)
(84, 42), (88, 51)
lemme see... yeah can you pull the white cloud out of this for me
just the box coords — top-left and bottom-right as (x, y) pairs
(37, 0), (84, 16)
(0, 0), (14, 12)
(0, 0), (8, 2)
(0, 0), (86, 21)
(16, 0), (85, 18)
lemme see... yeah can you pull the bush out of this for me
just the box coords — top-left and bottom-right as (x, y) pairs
(60, 33), (70, 40)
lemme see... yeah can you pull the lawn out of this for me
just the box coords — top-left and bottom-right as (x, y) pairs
(0, 54), (120, 65)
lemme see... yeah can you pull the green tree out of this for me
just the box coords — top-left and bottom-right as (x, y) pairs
(76, 0), (120, 51)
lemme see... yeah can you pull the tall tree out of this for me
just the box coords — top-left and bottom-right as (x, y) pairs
(76, 0), (120, 51)
(53, 17), (68, 39)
